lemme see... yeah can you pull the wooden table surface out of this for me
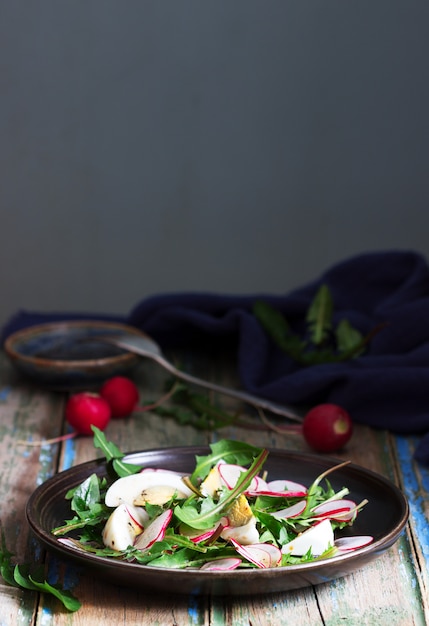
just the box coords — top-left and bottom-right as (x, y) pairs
(0, 349), (428, 626)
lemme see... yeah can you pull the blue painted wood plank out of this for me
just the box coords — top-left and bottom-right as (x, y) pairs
(394, 435), (429, 570)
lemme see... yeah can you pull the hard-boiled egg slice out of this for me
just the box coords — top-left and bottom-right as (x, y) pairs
(105, 470), (193, 507)
(102, 503), (148, 551)
(281, 518), (334, 557)
(221, 516), (260, 545)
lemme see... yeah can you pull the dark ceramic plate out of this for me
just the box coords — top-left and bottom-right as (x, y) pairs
(4, 320), (146, 390)
(26, 447), (409, 597)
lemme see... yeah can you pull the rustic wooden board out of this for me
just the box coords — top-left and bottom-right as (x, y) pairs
(0, 350), (428, 625)
(0, 363), (65, 624)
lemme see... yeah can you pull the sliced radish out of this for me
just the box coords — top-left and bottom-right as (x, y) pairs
(271, 500), (307, 519)
(281, 519), (334, 557)
(248, 488), (307, 498)
(185, 521), (226, 544)
(58, 538), (88, 552)
(126, 504), (150, 529)
(266, 479), (308, 494)
(231, 540), (282, 568)
(247, 479), (307, 498)
(218, 463), (267, 494)
(200, 558), (242, 571)
(102, 503), (148, 551)
(189, 530), (219, 543)
(334, 536), (374, 552)
(312, 499), (357, 522)
(105, 471), (193, 507)
(221, 516), (259, 545)
(134, 509), (173, 551)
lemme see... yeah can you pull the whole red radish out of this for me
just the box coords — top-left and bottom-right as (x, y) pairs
(302, 403), (353, 453)
(100, 376), (139, 418)
(65, 392), (111, 435)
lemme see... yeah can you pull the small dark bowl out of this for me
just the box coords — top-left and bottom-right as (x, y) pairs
(4, 320), (145, 390)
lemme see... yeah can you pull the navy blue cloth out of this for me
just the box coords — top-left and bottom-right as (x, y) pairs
(3, 250), (429, 465)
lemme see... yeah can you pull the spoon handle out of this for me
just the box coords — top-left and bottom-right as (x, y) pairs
(156, 354), (303, 422)
(98, 334), (302, 423)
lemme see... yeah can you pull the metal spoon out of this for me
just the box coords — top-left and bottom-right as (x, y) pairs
(95, 332), (302, 422)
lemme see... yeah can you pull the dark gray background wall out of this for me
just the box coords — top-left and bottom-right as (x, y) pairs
(1, 2), (428, 327)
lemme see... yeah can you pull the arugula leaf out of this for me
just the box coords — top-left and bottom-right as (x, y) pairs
(0, 527), (16, 586)
(91, 426), (141, 477)
(190, 440), (264, 483)
(253, 284), (382, 365)
(252, 300), (305, 360)
(153, 383), (239, 431)
(15, 565), (82, 612)
(70, 473), (101, 511)
(306, 285), (333, 346)
(0, 525), (81, 611)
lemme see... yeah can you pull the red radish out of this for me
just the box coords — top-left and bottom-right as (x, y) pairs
(65, 392), (111, 435)
(302, 403), (353, 453)
(99, 376), (139, 418)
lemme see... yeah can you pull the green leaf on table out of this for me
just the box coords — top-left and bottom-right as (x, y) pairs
(0, 525), (81, 611)
(335, 319), (365, 358)
(0, 526), (16, 586)
(306, 284), (333, 346)
(252, 300), (305, 360)
(253, 284), (382, 366)
(15, 564), (82, 612)
(153, 384), (238, 431)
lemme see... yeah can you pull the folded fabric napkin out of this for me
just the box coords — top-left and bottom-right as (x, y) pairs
(3, 250), (429, 465)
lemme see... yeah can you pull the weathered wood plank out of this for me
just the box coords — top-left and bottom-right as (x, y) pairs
(394, 435), (429, 625)
(209, 590), (323, 626)
(0, 360), (65, 625)
(314, 537), (426, 625)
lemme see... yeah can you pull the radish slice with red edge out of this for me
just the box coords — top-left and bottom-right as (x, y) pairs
(312, 499), (357, 522)
(189, 522), (226, 544)
(266, 479), (308, 494)
(134, 509), (172, 551)
(218, 463), (267, 493)
(271, 500), (307, 519)
(247, 488), (307, 498)
(247, 478), (307, 498)
(200, 558), (242, 571)
(334, 536), (374, 551)
(230, 539), (282, 568)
